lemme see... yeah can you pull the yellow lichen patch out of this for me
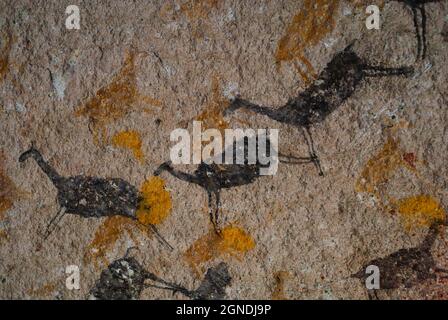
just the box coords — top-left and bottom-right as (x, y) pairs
(394, 195), (446, 230)
(112, 130), (144, 163)
(84, 216), (148, 268)
(272, 271), (290, 300)
(185, 225), (255, 275)
(136, 177), (172, 226)
(75, 51), (161, 144)
(355, 136), (416, 203)
(275, 0), (340, 84)
(195, 75), (229, 134)
(0, 30), (12, 82)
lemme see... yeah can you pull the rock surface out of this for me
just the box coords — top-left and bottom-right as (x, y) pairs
(0, 0), (447, 299)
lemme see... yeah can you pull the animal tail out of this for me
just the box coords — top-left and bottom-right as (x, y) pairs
(19, 144), (62, 186)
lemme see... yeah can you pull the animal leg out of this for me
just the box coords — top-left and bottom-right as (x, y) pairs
(135, 219), (173, 251)
(363, 65), (414, 77)
(278, 152), (319, 165)
(148, 224), (174, 251)
(208, 191), (222, 234)
(412, 6), (423, 60)
(144, 272), (194, 298)
(43, 207), (66, 240)
(419, 4), (427, 59)
(301, 127), (324, 176)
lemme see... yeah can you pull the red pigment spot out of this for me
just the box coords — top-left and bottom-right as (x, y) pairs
(403, 152), (416, 169)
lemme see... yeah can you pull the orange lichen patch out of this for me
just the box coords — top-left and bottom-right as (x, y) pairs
(195, 76), (229, 134)
(393, 195), (446, 230)
(75, 51), (161, 144)
(355, 136), (416, 202)
(275, 0), (340, 84)
(185, 225), (255, 275)
(0, 31), (12, 82)
(84, 216), (149, 268)
(112, 130), (144, 163)
(272, 271), (290, 300)
(136, 177), (172, 226)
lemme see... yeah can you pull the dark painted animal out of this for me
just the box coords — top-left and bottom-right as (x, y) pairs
(19, 146), (171, 249)
(89, 250), (231, 300)
(352, 223), (448, 299)
(225, 43), (413, 175)
(154, 136), (306, 232)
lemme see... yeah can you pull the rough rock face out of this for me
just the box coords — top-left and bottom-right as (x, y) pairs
(1, 0), (448, 299)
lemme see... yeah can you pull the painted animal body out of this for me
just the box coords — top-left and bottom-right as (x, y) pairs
(19, 146), (171, 248)
(352, 224), (448, 299)
(89, 255), (150, 300)
(225, 44), (413, 175)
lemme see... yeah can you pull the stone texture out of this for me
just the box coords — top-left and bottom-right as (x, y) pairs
(0, 0), (447, 299)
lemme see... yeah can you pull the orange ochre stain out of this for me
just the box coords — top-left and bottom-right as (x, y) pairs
(393, 195), (446, 230)
(355, 136), (416, 202)
(0, 30), (12, 82)
(272, 271), (289, 300)
(84, 177), (171, 267)
(112, 130), (144, 163)
(136, 176), (172, 226)
(75, 51), (161, 144)
(195, 75), (229, 134)
(180, 0), (219, 21)
(0, 152), (19, 240)
(275, 0), (340, 84)
(185, 225), (255, 275)
(84, 216), (148, 268)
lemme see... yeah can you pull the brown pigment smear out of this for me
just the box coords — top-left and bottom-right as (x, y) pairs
(275, 0), (340, 84)
(195, 75), (229, 135)
(75, 51), (161, 144)
(272, 271), (290, 300)
(84, 216), (149, 268)
(0, 152), (20, 241)
(0, 30), (12, 83)
(185, 225), (255, 276)
(355, 135), (416, 206)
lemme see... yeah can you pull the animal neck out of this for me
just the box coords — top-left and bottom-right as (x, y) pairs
(236, 99), (282, 121)
(20, 148), (62, 186)
(421, 224), (439, 250)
